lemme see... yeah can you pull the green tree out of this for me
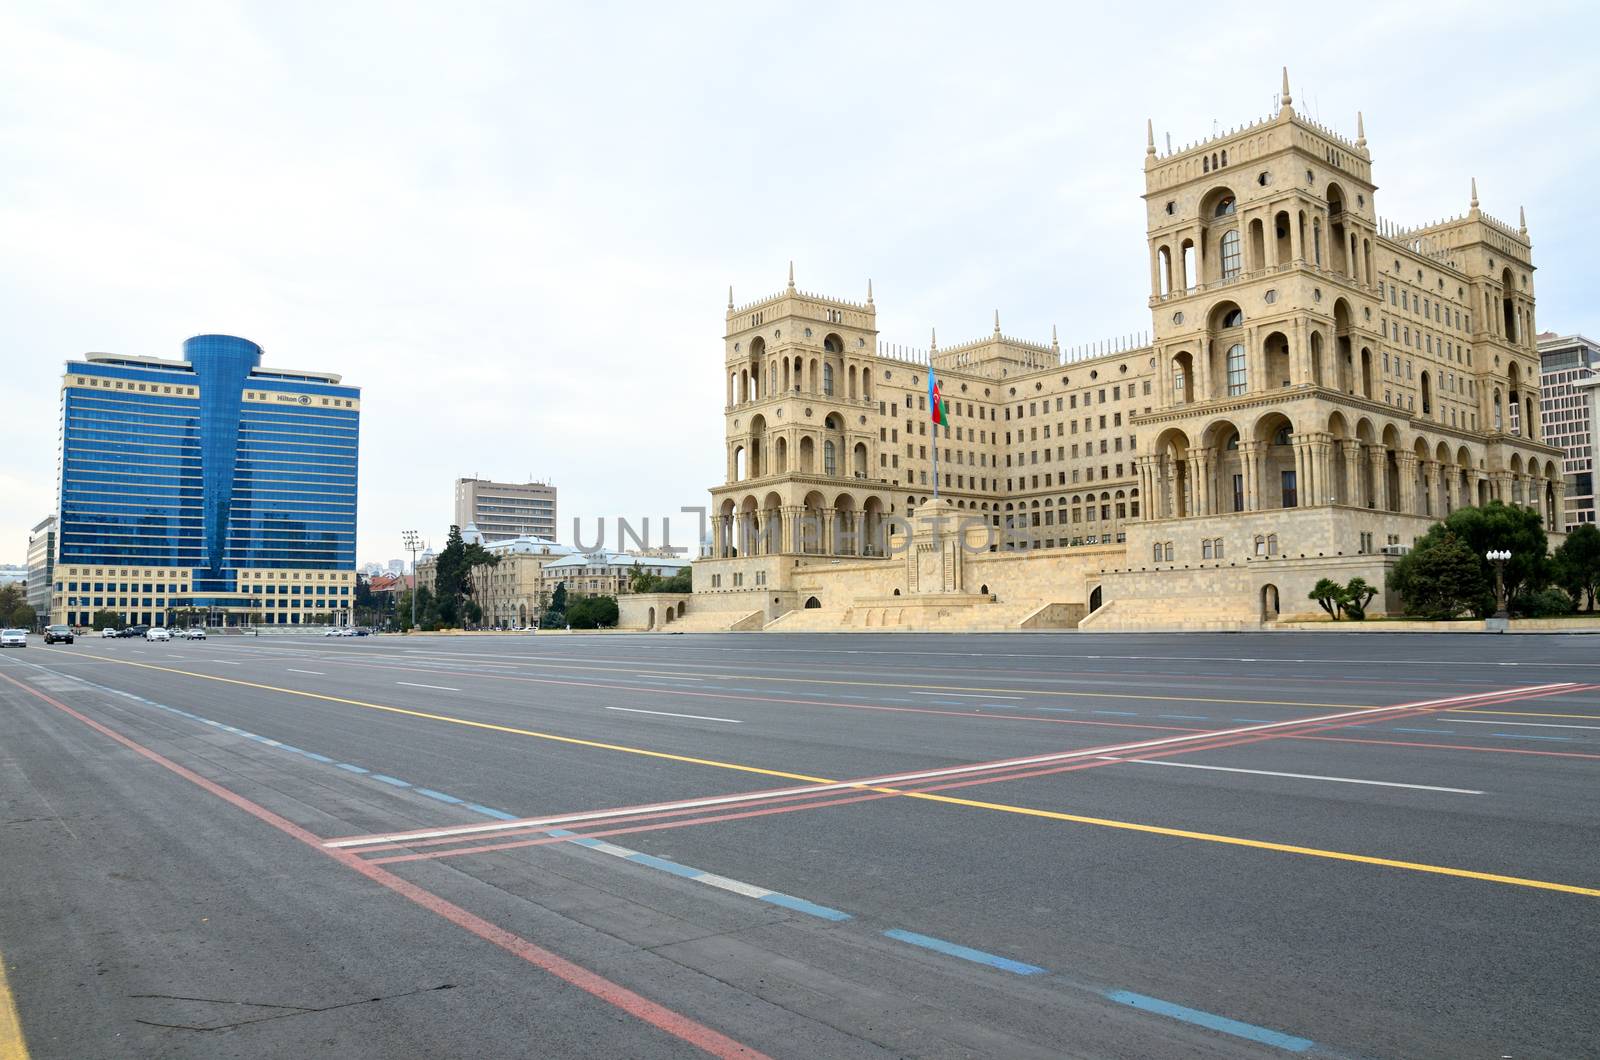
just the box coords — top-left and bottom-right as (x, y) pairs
(1387, 530), (1486, 619)
(0, 584), (35, 628)
(1434, 501), (1551, 614)
(1342, 577), (1377, 620)
(550, 582), (568, 615)
(1309, 578), (1348, 620)
(659, 568), (691, 593)
(565, 595), (619, 629)
(1552, 524), (1600, 611)
(91, 609), (123, 631)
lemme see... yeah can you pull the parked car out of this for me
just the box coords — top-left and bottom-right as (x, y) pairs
(144, 628), (172, 642)
(43, 624), (75, 644)
(182, 628), (206, 640)
(323, 628), (343, 637)
(122, 626), (150, 639)
(351, 628), (370, 636)
(0, 629), (26, 648)
(100, 627), (119, 638)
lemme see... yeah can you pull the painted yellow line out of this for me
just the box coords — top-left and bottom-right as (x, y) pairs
(0, 952), (28, 1060)
(894, 790), (1600, 898)
(38, 651), (1600, 900)
(1449, 709), (1600, 720)
(47, 654), (834, 787)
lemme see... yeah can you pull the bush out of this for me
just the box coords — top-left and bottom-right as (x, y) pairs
(1519, 587), (1575, 618)
(565, 595), (619, 629)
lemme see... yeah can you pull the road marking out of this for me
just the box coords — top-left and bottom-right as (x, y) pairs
(211, 660), (239, 666)
(882, 929), (1045, 975)
(287, 668), (325, 676)
(1448, 718), (1600, 731)
(1452, 709), (1600, 720)
(606, 706), (742, 724)
(0, 671), (769, 1060)
(0, 947), (28, 1060)
(396, 681), (460, 692)
(1105, 991), (1313, 1053)
(1098, 757), (1482, 794)
(1392, 727), (1453, 734)
(1491, 733), (1572, 741)
(325, 683), (1565, 850)
(909, 691), (1024, 700)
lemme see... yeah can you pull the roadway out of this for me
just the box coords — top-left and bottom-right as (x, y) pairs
(0, 631), (1596, 1058)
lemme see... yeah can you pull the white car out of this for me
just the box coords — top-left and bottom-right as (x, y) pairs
(182, 629), (206, 640)
(101, 628), (118, 638)
(144, 628), (172, 642)
(0, 629), (26, 648)
(323, 628), (342, 637)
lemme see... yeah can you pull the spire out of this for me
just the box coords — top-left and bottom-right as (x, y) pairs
(727, 285), (733, 310)
(1519, 205), (1528, 237)
(1470, 178), (1479, 210)
(1051, 324), (1059, 351)
(787, 260), (795, 290)
(1279, 66), (1293, 110)
(929, 327), (938, 352)
(866, 278), (874, 305)
(1356, 110), (1366, 149)
(1145, 118), (1155, 156)
(993, 309), (1001, 336)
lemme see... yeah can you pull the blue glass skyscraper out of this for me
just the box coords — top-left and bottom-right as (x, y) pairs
(52, 335), (360, 627)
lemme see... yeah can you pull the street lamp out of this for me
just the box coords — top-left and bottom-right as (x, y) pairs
(401, 529), (423, 632)
(1486, 549), (1512, 620)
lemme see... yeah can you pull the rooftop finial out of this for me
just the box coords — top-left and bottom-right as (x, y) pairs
(1470, 178), (1479, 210)
(1051, 324), (1059, 351)
(1356, 110), (1366, 148)
(727, 285), (733, 309)
(993, 309), (1001, 336)
(787, 260), (795, 289)
(1519, 205), (1528, 237)
(1280, 66), (1292, 109)
(866, 278), (873, 305)
(930, 327), (938, 352)
(1145, 118), (1156, 156)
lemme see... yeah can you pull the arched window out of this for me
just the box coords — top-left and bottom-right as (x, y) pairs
(1163, 542), (1175, 562)
(1267, 534), (1279, 555)
(1214, 195), (1236, 216)
(1214, 538), (1225, 559)
(1220, 230), (1242, 279)
(823, 440), (837, 477)
(822, 363), (834, 396)
(1221, 308), (1243, 328)
(1153, 543), (1163, 563)
(1226, 344), (1247, 395)
(1202, 539), (1213, 559)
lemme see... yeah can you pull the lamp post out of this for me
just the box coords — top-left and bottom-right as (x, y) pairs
(401, 530), (422, 632)
(1486, 549), (1512, 620)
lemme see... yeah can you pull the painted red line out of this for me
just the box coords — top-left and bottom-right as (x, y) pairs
(0, 671), (769, 1060)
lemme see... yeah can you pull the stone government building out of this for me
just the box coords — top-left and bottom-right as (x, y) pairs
(621, 71), (1562, 632)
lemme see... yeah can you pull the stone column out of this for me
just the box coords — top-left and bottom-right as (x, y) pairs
(1290, 209), (1304, 262)
(1341, 440), (1362, 507)
(1421, 461), (1439, 518)
(1396, 452), (1418, 515)
(1196, 339), (1212, 401)
(1367, 446), (1390, 511)
(1240, 441), (1263, 511)
(1528, 476), (1546, 514)
(1191, 451), (1213, 516)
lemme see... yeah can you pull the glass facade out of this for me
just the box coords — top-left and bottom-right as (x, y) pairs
(55, 335), (359, 626)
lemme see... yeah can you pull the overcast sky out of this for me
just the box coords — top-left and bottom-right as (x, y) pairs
(3, 1), (1594, 565)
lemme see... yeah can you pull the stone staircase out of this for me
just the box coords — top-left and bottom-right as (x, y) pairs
(763, 598), (1083, 632)
(1076, 597), (1262, 632)
(656, 609), (766, 632)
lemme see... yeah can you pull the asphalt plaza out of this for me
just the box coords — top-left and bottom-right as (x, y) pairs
(1, 631), (1596, 1058)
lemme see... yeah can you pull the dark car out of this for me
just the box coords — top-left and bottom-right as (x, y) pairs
(43, 625), (74, 644)
(121, 625), (149, 639)
(352, 628), (370, 636)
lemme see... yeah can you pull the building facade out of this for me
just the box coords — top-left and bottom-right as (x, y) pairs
(1537, 332), (1600, 529)
(454, 478), (558, 542)
(669, 71), (1563, 632)
(52, 334), (360, 627)
(25, 515), (56, 626)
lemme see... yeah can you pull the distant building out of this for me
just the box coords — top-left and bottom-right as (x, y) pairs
(538, 550), (691, 602)
(417, 533), (577, 627)
(454, 477), (557, 542)
(0, 565), (27, 586)
(386, 558), (404, 574)
(1539, 332), (1600, 529)
(52, 335), (360, 627)
(26, 516), (56, 625)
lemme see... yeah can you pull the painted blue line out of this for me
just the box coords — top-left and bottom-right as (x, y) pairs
(1104, 990), (1314, 1053)
(301, 751), (336, 763)
(415, 788), (463, 804)
(1393, 727), (1453, 734)
(882, 929), (1045, 975)
(1034, 706), (1078, 713)
(1491, 732), (1571, 741)
(567, 836), (604, 848)
(625, 852), (703, 879)
(1160, 714), (1210, 720)
(336, 763), (370, 774)
(371, 774), (411, 788)
(544, 828), (577, 837)
(760, 893), (852, 922)
(1092, 710), (1139, 717)
(465, 803), (520, 820)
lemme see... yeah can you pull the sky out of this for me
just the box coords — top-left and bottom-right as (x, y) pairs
(3, 1), (1596, 566)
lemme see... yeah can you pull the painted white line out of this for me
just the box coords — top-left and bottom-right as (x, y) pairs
(324, 682), (1565, 849)
(212, 660), (240, 666)
(692, 873), (773, 899)
(909, 691), (1024, 700)
(287, 669), (326, 676)
(607, 706), (741, 724)
(1445, 718), (1600, 731)
(396, 681), (460, 692)
(1097, 757), (1483, 794)
(640, 675), (704, 682)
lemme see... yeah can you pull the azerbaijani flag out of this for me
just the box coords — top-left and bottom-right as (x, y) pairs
(929, 364), (949, 425)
